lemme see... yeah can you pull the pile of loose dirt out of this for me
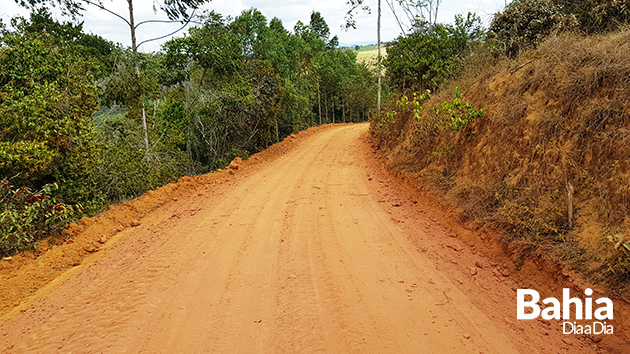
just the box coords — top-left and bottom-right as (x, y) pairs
(0, 124), (335, 319)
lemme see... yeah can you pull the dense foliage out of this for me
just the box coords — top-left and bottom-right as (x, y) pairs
(159, 10), (377, 174)
(0, 8), (376, 256)
(375, 2), (630, 285)
(0, 180), (77, 256)
(0, 26), (101, 207)
(384, 13), (484, 92)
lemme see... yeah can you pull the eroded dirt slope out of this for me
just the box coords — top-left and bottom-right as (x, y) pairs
(0, 124), (603, 353)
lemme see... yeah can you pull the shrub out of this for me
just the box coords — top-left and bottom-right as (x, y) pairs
(0, 180), (77, 257)
(385, 13), (484, 92)
(0, 32), (100, 206)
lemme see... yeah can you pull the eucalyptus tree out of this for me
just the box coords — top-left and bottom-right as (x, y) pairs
(344, 0), (444, 114)
(345, 0), (383, 115)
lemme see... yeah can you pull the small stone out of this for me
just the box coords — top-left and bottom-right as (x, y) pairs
(130, 219), (141, 227)
(561, 337), (572, 345)
(66, 239), (74, 244)
(500, 268), (510, 277)
(3, 256), (13, 262)
(98, 236), (107, 244)
(591, 335), (602, 343)
(470, 267), (477, 276)
(475, 260), (484, 269)
(463, 333), (470, 339)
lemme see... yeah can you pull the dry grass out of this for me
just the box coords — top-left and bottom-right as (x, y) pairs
(372, 30), (630, 294)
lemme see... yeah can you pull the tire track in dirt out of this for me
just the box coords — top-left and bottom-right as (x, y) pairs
(0, 123), (601, 353)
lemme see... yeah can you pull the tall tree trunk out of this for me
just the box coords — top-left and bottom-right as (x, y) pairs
(332, 95), (335, 124)
(128, 0), (137, 53)
(349, 104), (352, 123)
(377, 0), (382, 117)
(325, 93), (328, 123)
(342, 99), (346, 123)
(128, 0), (149, 159)
(318, 86), (322, 125)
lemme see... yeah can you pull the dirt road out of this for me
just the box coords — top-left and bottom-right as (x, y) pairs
(0, 124), (598, 353)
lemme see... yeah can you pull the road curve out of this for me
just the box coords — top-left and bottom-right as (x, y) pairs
(0, 123), (593, 353)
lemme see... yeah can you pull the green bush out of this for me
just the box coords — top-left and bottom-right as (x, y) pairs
(0, 180), (77, 257)
(0, 32), (101, 206)
(384, 13), (484, 92)
(433, 87), (484, 131)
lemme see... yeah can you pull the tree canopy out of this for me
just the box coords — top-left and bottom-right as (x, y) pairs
(0, 7), (377, 256)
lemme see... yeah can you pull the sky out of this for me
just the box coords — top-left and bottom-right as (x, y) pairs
(2, 0), (508, 52)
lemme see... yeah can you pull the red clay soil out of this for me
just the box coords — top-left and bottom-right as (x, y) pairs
(0, 123), (625, 353)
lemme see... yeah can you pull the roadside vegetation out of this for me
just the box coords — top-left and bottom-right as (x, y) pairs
(371, 0), (630, 293)
(0, 8), (377, 256)
(3, 0), (630, 296)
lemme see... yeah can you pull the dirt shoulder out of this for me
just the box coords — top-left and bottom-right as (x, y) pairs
(0, 124), (334, 320)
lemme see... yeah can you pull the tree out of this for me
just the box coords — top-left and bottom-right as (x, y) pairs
(230, 8), (268, 58)
(384, 13), (484, 92)
(398, 0), (442, 28)
(159, 8), (374, 174)
(14, 0), (211, 159)
(345, 0), (383, 114)
(10, 8), (116, 78)
(344, 0), (443, 115)
(14, 0), (206, 51)
(0, 30), (100, 206)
